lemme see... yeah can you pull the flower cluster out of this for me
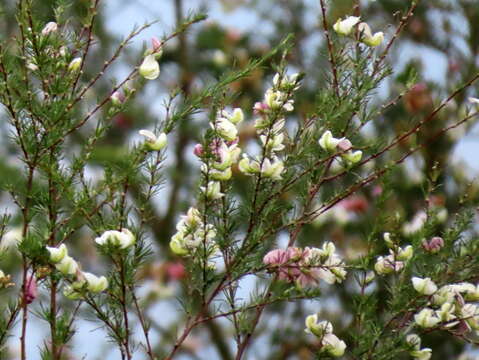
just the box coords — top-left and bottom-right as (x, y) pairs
(304, 314), (347, 357)
(170, 207), (217, 257)
(194, 108), (245, 197)
(239, 72), (300, 180)
(263, 242), (347, 287)
(196, 135), (242, 184)
(46, 243), (108, 299)
(412, 279), (479, 335)
(333, 16), (384, 47)
(319, 130), (363, 167)
(374, 232), (413, 275)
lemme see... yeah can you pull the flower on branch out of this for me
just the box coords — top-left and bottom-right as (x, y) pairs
(139, 129), (168, 151)
(95, 228), (136, 250)
(139, 54), (160, 80)
(333, 16), (360, 36)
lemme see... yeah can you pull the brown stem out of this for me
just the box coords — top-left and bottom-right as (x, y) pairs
(318, 0), (340, 98)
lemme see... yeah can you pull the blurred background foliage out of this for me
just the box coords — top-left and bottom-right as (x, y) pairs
(1, 0), (479, 359)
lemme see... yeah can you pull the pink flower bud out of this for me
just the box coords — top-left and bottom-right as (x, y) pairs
(337, 139), (352, 152)
(25, 274), (38, 304)
(110, 90), (125, 106)
(151, 37), (162, 52)
(193, 144), (204, 157)
(422, 237), (444, 253)
(253, 102), (270, 115)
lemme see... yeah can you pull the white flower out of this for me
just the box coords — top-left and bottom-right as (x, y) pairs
(374, 255), (403, 275)
(397, 245), (414, 261)
(139, 130), (167, 151)
(435, 302), (457, 327)
(468, 97), (479, 106)
(462, 303), (479, 330)
(55, 256), (79, 276)
(273, 72), (301, 90)
(432, 285), (457, 306)
(214, 117), (238, 141)
(412, 277), (437, 296)
(260, 133), (285, 153)
(358, 22), (384, 47)
(200, 181), (224, 200)
(402, 211), (427, 236)
(341, 150), (363, 165)
(41, 22), (58, 36)
(462, 283), (479, 301)
(139, 54), (160, 80)
(95, 229), (136, 250)
(383, 232), (393, 248)
(82, 272), (108, 293)
(181, 207), (202, 229)
(322, 333), (347, 357)
(406, 334), (421, 350)
(304, 314), (333, 337)
(333, 16), (360, 36)
(63, 285), (82, 300)
(264, 89), (294, 111)
(411, 348), (432, 360)
(260, 157), (284, 180)
(414, 308), (440, 328)
(238, 155), (261, 175)
(46, 244), (68, 263)
(169, 235), (189, 256)
(68, 58), (82, 72)
(319, 131), (343, 152)
(209, 167), (232, 181)
(220, 108), (244, 125)
(211, 142), (241, 171)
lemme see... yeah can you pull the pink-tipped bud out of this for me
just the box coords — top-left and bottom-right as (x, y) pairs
(422, 236), (444, 253)
(25, 274), (38, 304)
(253, 102), (270, 115)
(151, 37), (162, 52)
(193, 144), (204, 157)
(110, 90), (125, 106)
(337, 139), (352, 152)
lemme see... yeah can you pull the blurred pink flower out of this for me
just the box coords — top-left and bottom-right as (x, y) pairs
(422, 237), (444, 253)
(166, 262), (186, 281)
(25, 273), (38, 304)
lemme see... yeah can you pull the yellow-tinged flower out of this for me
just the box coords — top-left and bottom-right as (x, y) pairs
(358, 22), (384, 47)
(46, 244), (68, 263)
(139, 54), (160, 80)
(68, 58), (82, 72)
(139, 130), (167, 151)
(333, 16), (360, 36)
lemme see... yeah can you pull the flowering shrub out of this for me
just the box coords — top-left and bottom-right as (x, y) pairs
(0, 1), (478, 359)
